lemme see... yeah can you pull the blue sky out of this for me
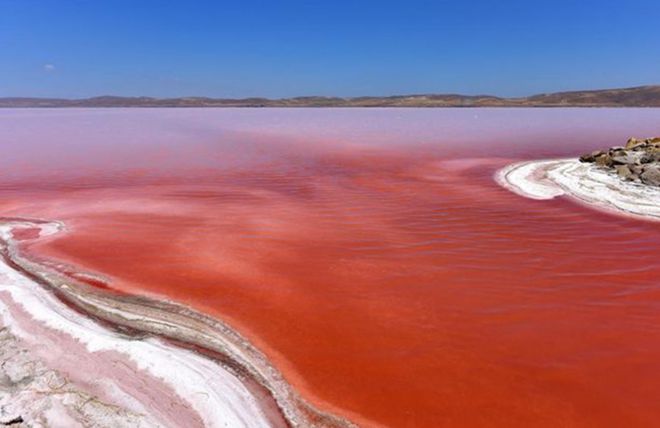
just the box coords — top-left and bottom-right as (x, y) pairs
(1, 0), (659, 98)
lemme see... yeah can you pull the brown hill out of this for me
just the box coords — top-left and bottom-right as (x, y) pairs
(2, 85), (660, 107)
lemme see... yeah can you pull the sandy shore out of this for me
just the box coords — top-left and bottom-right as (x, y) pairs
(0, 218), (353, 427)
(495, 159), (660, 221)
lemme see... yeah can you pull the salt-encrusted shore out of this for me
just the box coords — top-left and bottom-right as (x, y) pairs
(0, 218), (353, 427)
(495, 159), (660, 221)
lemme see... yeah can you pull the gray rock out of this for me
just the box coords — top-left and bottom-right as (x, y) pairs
(629, 164), (644, 180)
(639, 153), (655, 164)
(640, 165), (660, 186)
(611, 152), (641, 165)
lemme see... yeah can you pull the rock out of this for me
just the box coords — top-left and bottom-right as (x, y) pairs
(616, 165), (633, 180)
(640, 153), (655, 164)
(648, 144), (660, 154)
(625, 137), (645, 149)
(640, 165), (660, 186)
(579, 150), (604, 163)
(630, 164), (644, 176)
(594, 153), (613, 167)
(582, 136), (660, 187)
(611, 152), (641, 165)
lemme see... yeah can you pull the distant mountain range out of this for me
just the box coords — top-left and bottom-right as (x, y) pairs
(2, 85), (660, 108)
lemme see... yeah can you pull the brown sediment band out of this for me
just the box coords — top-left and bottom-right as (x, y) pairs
(0, 216), (356, 428)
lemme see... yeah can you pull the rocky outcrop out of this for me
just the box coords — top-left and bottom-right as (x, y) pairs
(579, 137), (660, 186)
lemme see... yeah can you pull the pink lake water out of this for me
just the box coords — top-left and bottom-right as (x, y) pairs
(1, 108), (660, 427)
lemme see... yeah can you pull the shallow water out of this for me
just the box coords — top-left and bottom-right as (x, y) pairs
(2, 108), (660, 427)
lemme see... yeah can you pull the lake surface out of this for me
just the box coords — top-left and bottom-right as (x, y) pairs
(2, 108), (660, 427)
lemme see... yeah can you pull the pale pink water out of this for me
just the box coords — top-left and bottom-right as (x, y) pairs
(2, 108), (660, 427)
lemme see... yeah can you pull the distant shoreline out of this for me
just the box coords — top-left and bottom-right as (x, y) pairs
(2, 85), (660, 108)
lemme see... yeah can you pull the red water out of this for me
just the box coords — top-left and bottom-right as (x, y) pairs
(2, 108), (660, 427)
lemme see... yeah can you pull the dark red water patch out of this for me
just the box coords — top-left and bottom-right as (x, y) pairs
(3, 109), (660, 427)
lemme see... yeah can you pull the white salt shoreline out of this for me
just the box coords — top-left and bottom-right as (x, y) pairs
(0, 221), (276, 427)
(495, 158), (660, 221)
(0, 219), (354, 427)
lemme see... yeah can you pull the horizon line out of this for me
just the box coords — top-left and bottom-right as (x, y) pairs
(2, 84), (659, 102)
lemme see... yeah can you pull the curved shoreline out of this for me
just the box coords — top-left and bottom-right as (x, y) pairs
(495, 159), (660, 221)
(0, 217), (354, 427)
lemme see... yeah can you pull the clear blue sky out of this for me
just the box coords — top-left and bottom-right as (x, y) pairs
(1, 0), (659, 98)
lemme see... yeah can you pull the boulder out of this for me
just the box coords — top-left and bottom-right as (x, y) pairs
(640, 165), (660, 186)
(625, 137), (645, 150)
(579, 150), (604, 163)
(616, 164), (633, 180)
(648, 144), (660, 154)
(594, 153), (613, 167)
(611, 152), (641, 165)
(639, 153), (655, 164)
